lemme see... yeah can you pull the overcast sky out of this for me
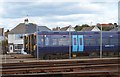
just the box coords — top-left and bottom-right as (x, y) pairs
(0, 0), (119, 31)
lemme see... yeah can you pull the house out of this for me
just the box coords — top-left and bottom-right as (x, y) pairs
(52, 27), (60, 31)
(60, 25), (75, 31)
(52, 25), (75, 31)
(97, 23), (113, 27)
(8, 19), (51, 53)
(110, 27), (118, 31)
(97, 23), (117, 31)
(81, 26), (100, 31)
(37, 26), (51, 31)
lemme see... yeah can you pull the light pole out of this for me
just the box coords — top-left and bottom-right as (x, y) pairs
(69, 25), (71, 59)
(100, 24), (102, 58)
(36, 26), (39, 60)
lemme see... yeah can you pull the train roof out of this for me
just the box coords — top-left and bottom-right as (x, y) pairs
(36, 31), (119, 35)
(25, 31), (119, 36)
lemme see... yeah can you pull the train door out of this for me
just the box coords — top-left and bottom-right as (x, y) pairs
(72, 35), (84, 52)
(72, 35), (78, 52)
(78, 35), (84, 52)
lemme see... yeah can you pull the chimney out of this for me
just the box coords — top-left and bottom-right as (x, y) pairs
(24, 18), (29, 24)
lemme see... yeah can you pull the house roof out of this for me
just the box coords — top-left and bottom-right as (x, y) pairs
(97, 23), (113, 27)
(81, 26), (94, 31)
(60, 26), (70, 31)
(38, 26), (51, 31)
(8, 22), (51, 34)
(8, 23), (37, 34)
(0, 28), (4, 36)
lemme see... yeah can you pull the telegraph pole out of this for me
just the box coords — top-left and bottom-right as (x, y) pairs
(69, 25), (71, 59)
(100, 24), (102, 58)
(36, 26), (39, 60)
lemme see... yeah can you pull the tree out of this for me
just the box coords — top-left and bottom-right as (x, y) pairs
(74, 24), (90, 31)
(2, 39), (8, 54)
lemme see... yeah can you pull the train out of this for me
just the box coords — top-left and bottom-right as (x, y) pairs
(24, 31), (120, 59)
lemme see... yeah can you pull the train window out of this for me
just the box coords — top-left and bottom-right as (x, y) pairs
(51, 35), (69, 46)
(33, 35), (36, 45)
(58, 37), (69, 46)
(85, 38), (95, 46)
(38, 35), (44, 46)
(52, 39), (57, 45)
(45, 37), (49, 46)
(74, 38), (77, 45)
(79, 38), (82, 45)
(110, 38), (118, 45)
(102, 39), (109, 45)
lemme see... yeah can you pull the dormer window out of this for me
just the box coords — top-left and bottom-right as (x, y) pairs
(24, 18), (29, 24)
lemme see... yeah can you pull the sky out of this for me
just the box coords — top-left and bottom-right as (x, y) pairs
(0, 0), (119, 31)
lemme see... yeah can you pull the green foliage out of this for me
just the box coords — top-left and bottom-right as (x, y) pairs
(74, 24), (90, 31)
(98, 26), (114, 31)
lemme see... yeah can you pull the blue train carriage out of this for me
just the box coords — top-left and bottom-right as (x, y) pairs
(24, 31), (119, 59)
(36, 31), (118, 59)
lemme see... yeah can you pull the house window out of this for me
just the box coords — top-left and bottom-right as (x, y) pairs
(15, 34), (23, 39)
(14, 44), (23, 50)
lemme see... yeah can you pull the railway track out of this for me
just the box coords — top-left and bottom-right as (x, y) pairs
(2, 71), (119, 77)
(1, 57), (120, 77)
